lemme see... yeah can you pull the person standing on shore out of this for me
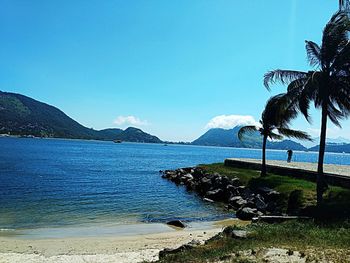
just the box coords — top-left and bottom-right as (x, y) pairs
(287, 149), (293, 163)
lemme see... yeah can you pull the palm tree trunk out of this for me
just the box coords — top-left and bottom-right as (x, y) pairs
(317, 103), (328, 205)
(261, 134), (268, 177)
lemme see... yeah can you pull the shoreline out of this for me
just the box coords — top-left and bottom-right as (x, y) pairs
(0, 220), (231, 240)
(0, 219), (245, 263)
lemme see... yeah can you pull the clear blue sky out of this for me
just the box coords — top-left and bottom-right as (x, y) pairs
(1, 0), (348, 141)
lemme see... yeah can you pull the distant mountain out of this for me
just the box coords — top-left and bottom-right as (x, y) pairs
(192, 127), (306, 151)
(0, 91), (162, 143)
(295, 136), (350, 148)
(267, 140), (306, 151)
(309, 143), (350, 153)
(114, 127), (162, 143)
(191, 127), (260, 148)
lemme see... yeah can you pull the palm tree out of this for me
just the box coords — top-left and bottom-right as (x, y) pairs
(264, 11), (350, 205)
(238, 93), (311, 177)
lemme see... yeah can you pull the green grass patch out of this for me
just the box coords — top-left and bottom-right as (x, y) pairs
(199, 163), (350, 218)
(155, 163), (350, 262)
(157, 221), (350, 263)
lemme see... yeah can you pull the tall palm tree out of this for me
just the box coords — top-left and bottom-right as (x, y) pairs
(238, 93), (311, 177)
(264, 11), (350, 205)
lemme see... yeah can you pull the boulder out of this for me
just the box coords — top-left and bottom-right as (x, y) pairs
(185, 180), (196, 191)
(255, 194), (268, 212)
(198, 177), (213, 194)
(166, 220), (186, 228)
(242, 200), (256, 209)
(183, 173), (193, 180)
(257, 187), (281, 201)
(159, 239), (202, 259)
(230, 177), (241, 186)
(236, 207), (259, 220)
(205, 189), (225, 202)
(192, 168), (204, 178)
(203, 198), (214, 203)
(223, 228), (249, 239)
(229, 196), (247, 209)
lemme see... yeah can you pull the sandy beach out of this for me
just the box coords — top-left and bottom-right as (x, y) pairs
(0, 219), (244, 263)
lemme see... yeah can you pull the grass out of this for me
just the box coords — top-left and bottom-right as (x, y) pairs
(199, 163), (350, 217)
(157, 221), (350, 263)
(154, 163), (350, 262)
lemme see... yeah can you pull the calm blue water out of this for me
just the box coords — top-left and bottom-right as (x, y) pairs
(1, 137), (350, 230)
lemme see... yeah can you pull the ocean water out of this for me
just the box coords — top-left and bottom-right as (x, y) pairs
(1, 137), (350, 231)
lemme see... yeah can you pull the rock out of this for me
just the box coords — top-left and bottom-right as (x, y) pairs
(203, 197), (214, 203)
(229, 196), (247, 209)
(230, 177), (241, 186)
(266, 190), (281, 201)
(192, 168), (204, 178)
(239, 187), (254, 199)
(159, 247), (183, 258)
(196, 177), (212, 195)
(236, 207), (259, 220)
(205, 189), (225, 202)
(223, 227), (249, 239)
(159, 239), (202, 259)
(242, 200), (256, 209)
(186, 239), (203, 247)
(185, 180), (196, 191)
(255, 195), (268, 212)
(167, 220), (186, 228)
(183, 173), (193, 180)
(257, 187), (281, 201)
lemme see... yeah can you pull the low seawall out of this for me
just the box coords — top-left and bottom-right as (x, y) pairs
(224, 158), (350, 189)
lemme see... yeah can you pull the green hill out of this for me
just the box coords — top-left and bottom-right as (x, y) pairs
(192, 127), (261, 148)
(114, 127), (162, 143)
(192, 127), (306, 151)
(0, 91), (162, 143)
(309, 143), (350, 153)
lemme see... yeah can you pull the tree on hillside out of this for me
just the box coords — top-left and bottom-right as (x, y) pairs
(238, 93), (311, 177)
(264, 11), (350, 205)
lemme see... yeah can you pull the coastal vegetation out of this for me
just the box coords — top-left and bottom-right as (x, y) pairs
(238, 93), (311, 176)
(157, 164), (350, 262)
(157, 221), (350, 262)
(264, 11), (350, 204)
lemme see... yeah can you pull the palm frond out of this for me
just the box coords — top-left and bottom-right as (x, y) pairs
(321, 11), (350, 67)
(331, 41), (350, 71)
(238, 125), (258, 141)
(305, 40), (321, 67)
(277, 128), (312, 141)
(262, 93), (300, 128)
(268, 132), (283, 141)
(327, 102), (345, 127)
(264, 70), (308, 90)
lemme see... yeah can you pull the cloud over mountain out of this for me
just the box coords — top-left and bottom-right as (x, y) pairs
(205, 115), (258, 129)
(114, 115), (149, 127)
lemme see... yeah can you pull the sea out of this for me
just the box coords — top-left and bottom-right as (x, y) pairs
(1, 137), (350, 236)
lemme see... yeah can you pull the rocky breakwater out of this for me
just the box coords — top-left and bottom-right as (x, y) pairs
(161, 167), (282, 220)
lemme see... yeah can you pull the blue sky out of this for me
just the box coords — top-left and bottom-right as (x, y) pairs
(0, 0), (348, 141)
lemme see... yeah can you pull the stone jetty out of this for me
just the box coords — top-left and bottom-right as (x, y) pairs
(160, 167), (282, 220)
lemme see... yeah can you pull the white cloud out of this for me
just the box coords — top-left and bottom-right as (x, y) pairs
(205, 115), (259, 129)
(113, 115), (149, 127)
